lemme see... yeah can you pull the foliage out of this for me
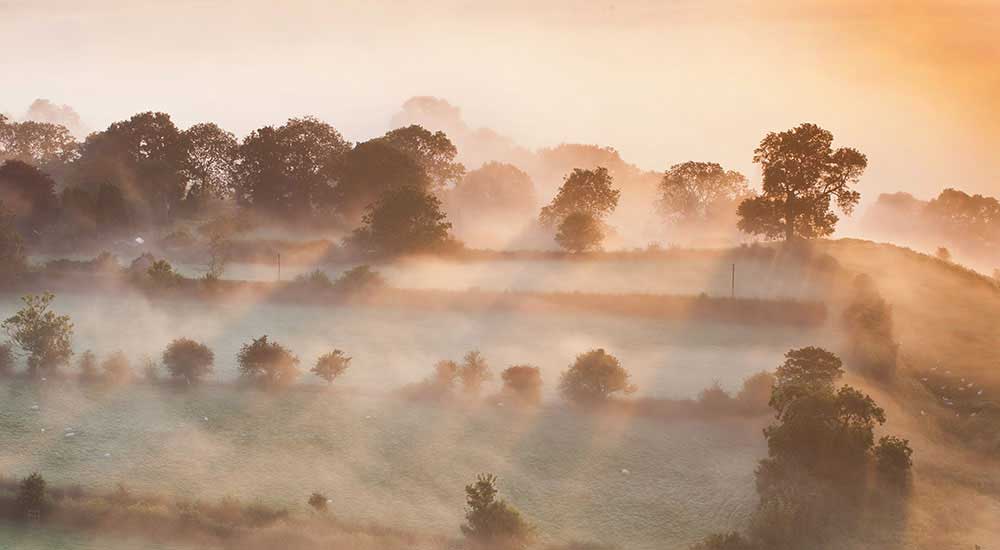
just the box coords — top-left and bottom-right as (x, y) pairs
(101, 351), (133, 385)
(768, 346), (844, 415)
(841, 274), (898, 380)
(77, 349), (100, 382)
(450, 162), (536, 217)
(236, 335), (300, 388)
(312, 349), (351, 384)
(162, 338), (215, 385)
(737, 123), (867, 240)
(0, 341), (14, 376)
(332, 139), (430, 223)
(501, 365), (543, 403)
(307, 492), (329, 512)
(147, 260), (183, 288)
(558, 348), (635, 404)
(459, 350), (491, 396)
(539, 167), (620, 227)
(0, 159), (60, 236)
(332, 265), (387, 294)
(0, 116), (78, 175)
(180, 122), (239, 201)
(2, 292), (74, 375)
(873, 435), (913, 485)
(659, 161), (750, 226)
(555, 211), (604, 253)
(294, 269), (335, 289)
(461, 473), (533, 549)
(378, 124), (464, 190)
(16, 472), (47, 517)
(350, 186), (455, 256)
(0, 204), (27, 285)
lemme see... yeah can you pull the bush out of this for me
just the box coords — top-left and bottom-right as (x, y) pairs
(459, 350), (491, 396)
(501, 365), (543, 404)
(735, 371), (774, 414)
(147, 259), (183, 288)
(77, 350), (100, 383)
(332, 265), (387, 295)
(311, 349), (351, 384)
(558, 349), (635, 404)
(461, 473), (533, 549)
(101, 351), (133, 385)
(236, 335), (300, 388)
(0, 342), (14, 376)
(873, 435), (913, 485)
(307, 492), (329, 512)
(162, 338), (215, 385)
(16, 472), (46, 518)
(2, 293), (74, 376)
(294, 270), (334, 289)
(555, 211), (604, 253)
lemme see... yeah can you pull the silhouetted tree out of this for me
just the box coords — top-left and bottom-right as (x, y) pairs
(236, 335), (300, 388)
(95, 182), (131, 233)
(555, 211), (604, 253)
(924, 188), (1000, 250)
(379, 125), (464, 190)
(312, 349), (351, 384)
(181, 122), (239, 201)
(460, 350), (491, 396)
(16, 472), (46, 518)
(0, 205), (27, 285)
(539, 167), (620, 226)
(349, 185), (455, 256)
(737, 123), (867, 241)
(73, 112), (189, 225)
(0, 160), (59, 237)
(0, 116), (78, 177)
(659, 161), (750, 228)
(873, 435), (913, 486)
(461, 473), (533, 549)
(331, 139), (430, 223)
(501, 365), (543, 404)
(236, 117), (350, 220)
(2, 293), (74, 376)
(162, 338), (215, 385)
(559, 348), (635, 404)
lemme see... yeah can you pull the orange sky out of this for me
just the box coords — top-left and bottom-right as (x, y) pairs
(1, 0), (997, 207)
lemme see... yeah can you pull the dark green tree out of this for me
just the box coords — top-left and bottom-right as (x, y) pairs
(737, 123), (867, 241)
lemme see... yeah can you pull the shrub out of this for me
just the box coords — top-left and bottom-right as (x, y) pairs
(501, 365), (543, 404)
(16, 472), (46, 518)
(2, 292), (74, 376)
(555, 211), (604, 253)
(459, 350), (491, 396)
(0, 342), (14, 376)
(873, 435), (913, 485)
(697, 381), (734, 412)
(294, 270), (334, 289)
(147, 259), (183, 288)
(332, 265), (387, 294)
(77, 350), (100, 382)
(311, 349), (351, 384)
(236, 335), (300, 388)
(308, 492), (329, 512)
(734, 371), (774, 414)
(162, 338), (215, 385)
(461, 473), (533, 549)
(558, 349), (635, 404)
(101, 351), (132, 385)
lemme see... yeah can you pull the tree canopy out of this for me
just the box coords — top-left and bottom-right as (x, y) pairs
(0, 160), (60, 237)
(1, 292), (74, 375)
(349, 185), (455, 256)
(378, 124), (464, 190)
(737, 123), (867, 240)
(559, 348), (635, 404)
(555, 211), (604, 253)
(236, 335), (300, 388)
(461, 473), (533, 549)
(539, 166), (620, 226)
(162, 338), (215, 385)
(659, 161), (750, 226)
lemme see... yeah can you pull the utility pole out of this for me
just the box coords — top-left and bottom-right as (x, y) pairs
(731, 263), (735, 299)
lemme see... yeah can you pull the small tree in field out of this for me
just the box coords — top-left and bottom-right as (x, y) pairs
(308, 492), (329, 512)
(2, 292), (74, 376)
(539, 166), (619, 227)
(559, 348), (635, 404)
(147, 259), (183, 288)
(0, 342), (15, 376)
(555, 211), (604, 253)
(237, 335), (300, 388)
(460, 350), (491, 396)
(312, 349), (351, 384)
(162, 338), (215, 385)
(501, 365), (543, 404)
(77, 350), (100, 382)
(16, 472), (46, 518)
(101, 351), (133, 385)
(461, 473), (533, 549)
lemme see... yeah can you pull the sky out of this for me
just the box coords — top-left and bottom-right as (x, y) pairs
(1, 0), (998, 205)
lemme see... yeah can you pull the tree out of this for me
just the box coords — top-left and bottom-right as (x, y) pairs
(0, 205), (27, 285)
(308, 492), (329, 512)
(236, 335), (300, 388)
(147, 260), (183, 288)
(558, 348), (635, 404)
(768, 346), (844, 416)
(737, 123), (867, 241)
(0, 160), (60, 236)
(331, 139), (430, 223)
(459, 350), (491, 396)
(841, 274), (898, 380)
(331, 265), (387, 294)
(312, 350), (351, 384)
(0, 342), (14, 376)
(449, 162), (536, 217)
(162, 338), (215, 385)
(73, 112), (189, 225)
(434, 359), (460, 388)
(379, 125), (464, 190)
(555, 211), (604, 253)
(0, 117), (78, 177)
(659, 161), (750, 227)
(2, 293), (74, 376)
(16, 472), (46, 518)
(236, 117), (350, 220)
(101, 351), (133, 385)
(873, 435), (913, 485)
(500, 365), (543, 404)
(349, 185), (455, 256)
(539, 167), (620, 226)
(77, 350), (100, 382)
(923, 188), (1000, 250)
(461, 473), (533, 549)
(95, 183), (131, 233)
(180, 122), (239, 201)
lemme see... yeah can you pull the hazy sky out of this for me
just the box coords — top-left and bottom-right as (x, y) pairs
(1, 0), (998, 203)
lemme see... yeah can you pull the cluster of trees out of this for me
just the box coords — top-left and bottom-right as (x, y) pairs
(693, 347), (913, 550)
(540, 167), (621, 253)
